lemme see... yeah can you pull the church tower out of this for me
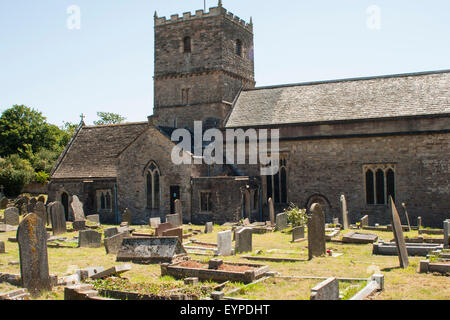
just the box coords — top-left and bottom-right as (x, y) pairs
(152, 2), (255, 130)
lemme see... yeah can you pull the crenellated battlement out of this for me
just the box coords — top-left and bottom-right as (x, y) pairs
(154, 5), (253, 32)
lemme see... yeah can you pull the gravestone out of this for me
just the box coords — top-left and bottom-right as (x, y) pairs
(166, 214), (181, 228)
(149, 217), (161, 228)
(444, 220), (449, 250)
(332, 218), (339, 225)
(174, 199), (183, 225)
(4, 207), (20, 226)
(70, 196), (85, 221)
(104, 227), (119, 239)
(116, 237), (187, 264)
(0, 197), (9, 209)
(155, 222), (174, 237)
(268, 198), (275, 226)
(308, 203), (326, 260)
(0, 241), (5, 253)
(34, 201), (47, 225)
(275, 212), (288, 231)
(340, 195), (349, 229)
(104, 232), (128, 255)
(417, 217), (422, 229)
(292, 226), (305, 242)
(122, 208), (132, 225)
(242, 218), (250, 226)
(342, 232), (378, 244)
(72, 220), (85, 231)
(389, 197), (409, 268)
(14, 196), (29, 215)
(204, 222), (213, 234)
(310, 278), (339, 300)
(16, 213), (52, 297)
(86, 215), (100, 224)
(401, 203), (412, 232)
(78, 230), (102, 248)
(217, 230), (233, 256)
(27, 198), (37, 214)
(37, 196), (45, 203)
(48, 201), (67, 236)
(162, 227), (183, 243)
(361, 215), (369, 228)
(235, 227), (252, 254)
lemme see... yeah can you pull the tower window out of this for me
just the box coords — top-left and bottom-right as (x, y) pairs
(236, 39), (242, 56)
(183, 36), (191, 53)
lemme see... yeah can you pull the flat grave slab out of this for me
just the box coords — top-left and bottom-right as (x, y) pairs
(342, 232), (378, 244)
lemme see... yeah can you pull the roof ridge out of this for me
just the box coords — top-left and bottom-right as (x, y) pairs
(244, 69), (450, 92)
(84, 121), (149, 129)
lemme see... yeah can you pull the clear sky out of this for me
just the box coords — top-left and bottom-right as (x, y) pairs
(0, 0), (449, 127)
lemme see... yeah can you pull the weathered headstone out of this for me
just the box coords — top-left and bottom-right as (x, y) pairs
(308, 203), (326, 260)
(332, 218), (339, 225)
(204, 222), (213, 234)
(72, 220), (85, 231)
(166, 214), (181, 228)
(149, 217), (161, 228)
(155, 222), (174, 237)
(4, 207), (20, 226)
(268, 198), (275, 226)
(122, 208), (132, 225)
(16, 213), (52, 297)
(235, 227), (252, 254)
(417, 217), (422, 229)
(401, 203), (412, 232)
(342, 232), (378, 244)
(48, 201), (67, 236)
(27, 198), (37, 214)
(389, 197), (409, 268)
(292, 226), (305, 242)
(217, 230), (233, 256)
(275, 212), (288, 231)
(310, 277), (339, 300)
(86, 215), (100, 224)
(14, 196), (29, 215)
(37, 196), (46, 203)
(34, 201), (47, 225)
(0, 197), (9, 209)
(0, 241), (5, 253)
(104, 232), (128, 255)
(340, 195), (349, 229)
(104, 227), (119, 239)
(70, 195), (85, 221)
(78, 230), (102, 248)
(361, 215), (369, 228)
(162, 227), (183, 243)
(174, 199), (183, 225)
(444, 219), (449, 250)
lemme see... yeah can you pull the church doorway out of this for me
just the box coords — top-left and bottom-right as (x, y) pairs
(170, 186), (180, 214)
(61, 192), (69, 221)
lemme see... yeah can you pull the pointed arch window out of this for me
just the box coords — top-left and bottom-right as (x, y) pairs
(147, 162), (161, 210)
(96, 189), (112, 211)
(364, 165), (396, 205)
(265, 157), (288, 204)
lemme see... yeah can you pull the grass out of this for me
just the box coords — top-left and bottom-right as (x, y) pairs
(0, 220), (449, 300)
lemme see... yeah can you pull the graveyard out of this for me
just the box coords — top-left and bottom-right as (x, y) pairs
(0, 195), (449, 301)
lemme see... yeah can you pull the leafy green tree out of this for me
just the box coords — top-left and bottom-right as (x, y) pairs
(0, 155), (35, 197)
(94, 112), (126, 126)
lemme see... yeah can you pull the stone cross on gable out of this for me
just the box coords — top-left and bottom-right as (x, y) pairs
(80, 113), (86, 125)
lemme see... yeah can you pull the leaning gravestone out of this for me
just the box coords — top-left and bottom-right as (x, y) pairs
(340, 195), (349, 230)
(78, 230), (102, 248)
(4, 207), (20, 226)
(217, 230), (233, 256)
(166, 214), (181, 228)
(34, 201), (47, 226)
(162, 227), (183, 243)
(104, 232), (128, 255)
(155, 222), (174, 237)
(0, 197), (9, 209)
(389, 197), (409, 268)
(235, 227), (252, 254)
(275, 213), (288, 231)
(149, 217), (161, 229)
(70, 195), (85, 221)
(17, 213), (52, 297)
(104, 227), (119, 239)
(268, 198), (275, 226)
(292, 226), (305, 242)
(48, 201), (67, 236)
(308, 203), (326, 260)
(401, 203), (412, 232)
(361, 215), (369, 228)
(122, 208), (132, 225)
(444, 219), (449, 250)
(204, 222), (213, 234)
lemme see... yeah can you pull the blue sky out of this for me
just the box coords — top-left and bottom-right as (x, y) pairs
(0, 0), (449, 126)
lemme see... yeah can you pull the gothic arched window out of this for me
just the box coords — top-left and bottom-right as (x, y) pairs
(265, 157), (288, 204)
(364, 165), (396, 205)
(147, 162), (161, 210)
(183, 36), (191, 53)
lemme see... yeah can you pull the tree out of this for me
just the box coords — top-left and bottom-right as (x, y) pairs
(93, 112), (126, 126)
(0, 155), (35, 197)
(0, 105), (57, 158)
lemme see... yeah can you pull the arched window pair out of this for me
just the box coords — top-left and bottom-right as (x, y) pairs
(97, 190), (112, 210)
(147, 162), (160, 209)
(266, 158), (288, 204)
(365, 166), (395, 205)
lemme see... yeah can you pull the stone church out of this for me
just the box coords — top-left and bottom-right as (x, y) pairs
(48, 3), (450, 227)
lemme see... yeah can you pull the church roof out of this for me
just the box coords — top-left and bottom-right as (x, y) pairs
(225, 70), (450, 128)
(51, 122), (149, 179)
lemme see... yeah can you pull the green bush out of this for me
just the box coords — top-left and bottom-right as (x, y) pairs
(35, 171), (50, 184)
(0, 155), (35, 197)
(285, 203), (308, 228)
